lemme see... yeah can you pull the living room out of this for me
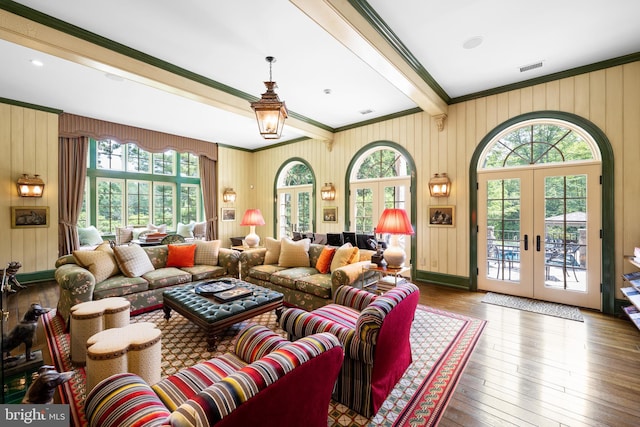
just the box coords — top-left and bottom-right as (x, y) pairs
(2, 1), (640, 425)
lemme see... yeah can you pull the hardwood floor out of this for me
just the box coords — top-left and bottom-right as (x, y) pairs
(5, 281), (640, 426)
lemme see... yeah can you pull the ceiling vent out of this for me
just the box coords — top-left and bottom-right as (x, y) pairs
(519, 61), (543, 73)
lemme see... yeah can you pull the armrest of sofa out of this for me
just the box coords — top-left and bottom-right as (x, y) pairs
(55, 254), (77, 268)
(330, 260), (377, 295)
(218, 247), (240, 278)
(239, 247), (267, 278)
(234, 324), (288, 363)
(55, 263), (97, 326)
(85, 373), (170, 427)
(333, 285), (378, 311)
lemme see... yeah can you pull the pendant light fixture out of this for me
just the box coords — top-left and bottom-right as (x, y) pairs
(250, 56), (288, 139)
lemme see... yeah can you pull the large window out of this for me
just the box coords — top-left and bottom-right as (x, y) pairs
(82, 139), (202, 235)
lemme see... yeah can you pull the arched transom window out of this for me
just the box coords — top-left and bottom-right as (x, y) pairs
(276, 160), (314, 238)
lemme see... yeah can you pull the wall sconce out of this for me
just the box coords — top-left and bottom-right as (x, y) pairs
(17, 174), (45, 197)
(321, 182), (336, 201)
(222, 188), (237, 203)
(428, 173), (451, 197)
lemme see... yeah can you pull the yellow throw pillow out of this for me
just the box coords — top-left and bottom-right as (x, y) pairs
(330, 243), (360, 273)
(278, 238), (311, 268)
(264, 237), (282, 265)
(73, 243), (120, 282)
(113, 244), (155, 277)
(194, 240), (221, 265)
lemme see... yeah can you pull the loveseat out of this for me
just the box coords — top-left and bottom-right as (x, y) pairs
(84, 324), (343, 427)
(239, 238), (379, 311)
(55, 241), (240, 325)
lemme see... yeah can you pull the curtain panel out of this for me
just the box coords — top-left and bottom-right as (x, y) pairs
(58, 136), (89, 256)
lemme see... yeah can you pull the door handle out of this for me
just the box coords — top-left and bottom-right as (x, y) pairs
(536, 235), (541, 252)
(524, 234), (528, 251)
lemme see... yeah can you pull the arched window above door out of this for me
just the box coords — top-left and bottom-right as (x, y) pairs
(479, 119), (600, 170)
(351, 147), (410, 181)
(278, 161), (314, 186)
(275, 159), (315, 239)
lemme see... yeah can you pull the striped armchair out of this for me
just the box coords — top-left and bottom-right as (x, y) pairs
(279, 283), (420, 417)
(85, 324), (343, 427)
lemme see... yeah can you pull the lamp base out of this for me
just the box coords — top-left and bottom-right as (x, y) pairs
(244, 232), (260, 248)
(382, 246), (405, 269)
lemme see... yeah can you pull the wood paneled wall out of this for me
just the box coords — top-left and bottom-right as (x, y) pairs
(0, 103), (58, 273)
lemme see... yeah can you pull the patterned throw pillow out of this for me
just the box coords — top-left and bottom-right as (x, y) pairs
(115, 226), (133, 245)
(73, 243), (120, 282)
(113, 244), (155, 277)
(263, 237), (281, 265)
(194, 240), (221, 266)
(330, 243), (360, 273)
(192, 221), (207, 239)
(166, 244), (197, 268)
(278, 238), (311, 268)
(315, 246), (337, 274)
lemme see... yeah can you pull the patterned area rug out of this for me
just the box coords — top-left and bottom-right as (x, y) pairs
(482, 292), (584, 322)
(43, 305), (485, 427)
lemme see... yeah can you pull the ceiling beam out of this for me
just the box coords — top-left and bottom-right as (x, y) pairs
(291, 0), (448, 117)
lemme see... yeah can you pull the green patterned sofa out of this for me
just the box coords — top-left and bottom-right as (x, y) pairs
(239, 240), (378, 311)
(55, 241), (240, 325)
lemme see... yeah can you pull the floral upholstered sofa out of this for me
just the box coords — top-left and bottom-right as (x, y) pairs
(239, 238), (379, 310)
(55, 240), (240, 325)
(84, 324), (343, 427)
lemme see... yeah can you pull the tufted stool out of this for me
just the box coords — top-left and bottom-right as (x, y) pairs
(85, 322), (162, 392)
(70, 297), (130, 365)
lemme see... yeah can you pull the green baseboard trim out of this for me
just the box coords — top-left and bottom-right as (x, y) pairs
(14, 269), (56, 285)
(414, 270), (470, 290)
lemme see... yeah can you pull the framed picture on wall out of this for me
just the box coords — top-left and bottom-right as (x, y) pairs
(221, 207), (236, 222)
(428, 205), (455, 227)
(322, 206), (338, 223)
(11, 206), (50, 228)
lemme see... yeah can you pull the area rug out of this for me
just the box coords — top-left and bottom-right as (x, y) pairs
(481, 292), (584, 321)
(43, 305), (486, 427)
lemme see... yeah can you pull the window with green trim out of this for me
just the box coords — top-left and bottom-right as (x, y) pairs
(81, 139), (201, 235)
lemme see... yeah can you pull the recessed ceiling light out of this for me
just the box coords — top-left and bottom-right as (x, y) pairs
(323, 88), (332, 95)
(105, 72), (125, 82)
(462, 36), (483, 50)
(359, 109), (373, 115)
(30, 59), (44, 67)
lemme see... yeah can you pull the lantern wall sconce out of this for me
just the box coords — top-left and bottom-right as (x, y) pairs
(222, 188), (237, 203)
(17, 174), (45, 197)
(321, 182), (336, 201)
(428, 173), (451, 197)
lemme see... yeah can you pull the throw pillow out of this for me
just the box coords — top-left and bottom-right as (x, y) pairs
(132, 227), (151, 240)
(78, 226), (104, 246)
(315, 246), (337, 274)
(278, 238), (311, 268)
(176, 222), (195, 238)
(166, 244), (197, 268)
(148, 223), (167, 233)
(194, 240), (221, 266)
(73, 243), (120, 282)
(330, 243), (360, 273)
(263, 237), (281, 265)
(115, 226), (133, 245)
(192, 221), (207, 239)
(113, 244), (155, 277)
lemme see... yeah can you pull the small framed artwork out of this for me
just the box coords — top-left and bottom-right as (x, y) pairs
(221, 207), (236, 222)
(428, 205), (455, 227)
(322, 206), (338, 223)
(11, 206), (50, 228)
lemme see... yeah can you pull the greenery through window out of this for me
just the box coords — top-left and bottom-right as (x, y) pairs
(356, 149), (409, 179)
(82, 139), (201, 235)
(277, 161), (314, 238)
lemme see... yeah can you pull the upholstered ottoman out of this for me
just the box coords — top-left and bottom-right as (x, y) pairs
(86, 322), (162, 392)
(70, 297), (131, 365)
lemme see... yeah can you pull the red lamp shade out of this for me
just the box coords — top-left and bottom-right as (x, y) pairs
(240, 209), (265, 226)
(375, 208), (414, 235)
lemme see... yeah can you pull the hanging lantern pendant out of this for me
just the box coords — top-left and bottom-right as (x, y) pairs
(250, 56), (288, 140)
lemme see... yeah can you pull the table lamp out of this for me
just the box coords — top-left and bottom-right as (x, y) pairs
(240, 209), (265, 247)
(375, 208), (414, 268)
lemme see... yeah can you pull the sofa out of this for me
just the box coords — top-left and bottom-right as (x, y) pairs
(55, 240), (240, 326)
(84, 324), (343, 427)
(239, 238), (379, 311)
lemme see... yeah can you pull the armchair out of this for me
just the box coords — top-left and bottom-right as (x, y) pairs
(279, 283), (419, 417)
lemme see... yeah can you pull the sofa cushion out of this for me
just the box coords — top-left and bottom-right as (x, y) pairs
(166, 244), (197, 267)
(113, 244), (155, 277)
(330, 243), (360, 273)
(93, 275), (149, 300)
(248, 264), (287, 282)
(271, 267), (318, 290)
(278, 238), (311, 268)
(315, 246), (336, 274)
(142, 267), (192, 290)
(78, 225), (104, 246)
(177, 221), (195, 238)
(181, 265), (226, 281)
(193, 239), (221, 266)
(295, 274), (333, 299)
(264, 237), (281, 265)
(309, 244), (326, 268)
(73, 243), (120, 283)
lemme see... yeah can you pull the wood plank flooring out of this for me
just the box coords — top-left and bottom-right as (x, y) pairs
(5, 281), (640, 426)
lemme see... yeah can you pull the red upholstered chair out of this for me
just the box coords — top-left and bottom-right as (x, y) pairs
(279, 283), (419, 417)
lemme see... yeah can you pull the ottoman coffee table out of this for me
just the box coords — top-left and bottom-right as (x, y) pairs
(162, 278), (283, 350)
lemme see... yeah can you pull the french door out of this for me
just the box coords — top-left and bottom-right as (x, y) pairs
(277, 185), (312, 239)
(477, 163), (601, 310)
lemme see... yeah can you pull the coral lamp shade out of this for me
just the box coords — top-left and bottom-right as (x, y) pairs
(240, 209), (265, 226)
(375, 208), (414, 235)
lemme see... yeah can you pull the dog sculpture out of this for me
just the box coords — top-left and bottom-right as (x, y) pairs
(22, 365), (74, 404)
(2, 303), (51, 361)
(1, 261), (25, 293)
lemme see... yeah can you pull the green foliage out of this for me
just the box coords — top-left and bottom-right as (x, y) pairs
(357, 149), (409, 179)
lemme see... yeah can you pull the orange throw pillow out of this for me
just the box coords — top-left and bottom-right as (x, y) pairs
(316, 246), (337, 274)
(166, 244), (196, 268)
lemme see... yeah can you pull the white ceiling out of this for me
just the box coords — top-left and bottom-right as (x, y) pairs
(1, 0), (639, 150)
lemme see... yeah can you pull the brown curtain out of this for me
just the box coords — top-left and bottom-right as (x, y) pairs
(199, 155), (218, 240)
(58, 136), (89, 256)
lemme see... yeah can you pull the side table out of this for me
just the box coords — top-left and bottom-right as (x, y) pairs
(362, 264), (411, 294)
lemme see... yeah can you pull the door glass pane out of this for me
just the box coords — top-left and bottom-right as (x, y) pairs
(279, 192), (292, 238)
(297, 191), (310, 233)
(544, 174), (587, 291)
(486, 178), (521, 282)
(354, 188), (373, 233)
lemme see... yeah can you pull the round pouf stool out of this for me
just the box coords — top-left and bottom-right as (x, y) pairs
(85, 322), (162, 392)
(69, 297), (130, 366)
